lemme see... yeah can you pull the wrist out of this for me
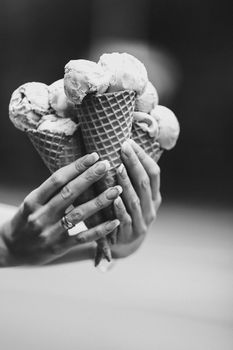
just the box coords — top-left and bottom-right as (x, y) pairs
(0, 221), (14, 267)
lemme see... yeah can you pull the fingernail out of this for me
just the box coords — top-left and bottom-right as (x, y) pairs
(89, 152), (99, 162)
(122, 140), (132, 157)
(83, 152), (99, 165)
(94, 160), (110, 174)
(117, 163), (127, 179)
(114, 196), (123, 208)
(105, 219), (120, 232)
(106, 186), (122, 200)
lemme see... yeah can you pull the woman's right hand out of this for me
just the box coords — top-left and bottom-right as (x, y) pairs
(0, 152), (121, 266)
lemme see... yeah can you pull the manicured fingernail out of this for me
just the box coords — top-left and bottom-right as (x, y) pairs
(83, 152), (99, 165)
(122, 140), (132, 157)
(114, 196), (123, 209)
(88, 152), (99, 162)
(106, 186), (122, 200)
(94, 160), (110, 174)
(105, 219), (120, 232)
(117, 163), (127, 179)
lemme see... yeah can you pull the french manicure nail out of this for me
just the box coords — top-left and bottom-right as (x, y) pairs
(106, 186), (122, 200)
(105, 219), (120, 232)
(117, 163), (127, 179)
(122, 140), (132, 157)
(114, 196), (122, 208)
(94, 160), (110, 174)
(85, 152), (99, 164)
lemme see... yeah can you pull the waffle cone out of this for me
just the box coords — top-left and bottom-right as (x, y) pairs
(76, 90), (136, 264)
(131, 123), (163, 162)
(27, 127), (84, 173)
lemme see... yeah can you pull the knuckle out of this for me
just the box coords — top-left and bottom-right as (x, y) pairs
(74, 158), (85, 173)
(21, 196), (34, 217)
(124, 214), (132, 227)
(149, 164), (160, 179)
(50, 172), (64, 188)
(69, 207), (84, 222)
(76, 234), (87, 244)
(27, 214), (42, 233)
(140, 176), (150, 190)
(130, 155), (138, 166)
(140, 224), (147, 236)
(95, 228), (104, 240)
(60, 185), (72, 199)
(151, 164), (160, 177)
(94, 196), (104, 209)
(146, 209), (156, 225)
(130, 196), (140, 211)
(85, 169), (95, 181)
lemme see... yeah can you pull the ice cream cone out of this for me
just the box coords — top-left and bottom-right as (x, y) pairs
(75, 90), (136, 264)
(131, 123), (163, 162)
(27, 127), (84, 173)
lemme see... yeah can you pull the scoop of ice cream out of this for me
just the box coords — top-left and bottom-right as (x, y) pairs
(49, 79), (76, 118)
(133, 111), (159, 138)
(64, 59), (110, 104)
(37, 115), (78, 136)
(135, 81), (159, 113)
(98, 52), (148, 95)
(9, 82), (50, 131)
(150, 105), (180, 150)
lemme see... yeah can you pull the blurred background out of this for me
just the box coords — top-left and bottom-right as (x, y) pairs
(0, 0), (232, 206)
(0, 1), (233, 349)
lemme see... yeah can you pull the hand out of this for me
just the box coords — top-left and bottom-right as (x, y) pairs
(111, 139), (161, 258)
(0, 153), (121, 266)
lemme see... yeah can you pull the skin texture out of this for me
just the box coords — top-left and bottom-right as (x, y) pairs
(0, 143), (161, 266)
(112, 139), (161, 258)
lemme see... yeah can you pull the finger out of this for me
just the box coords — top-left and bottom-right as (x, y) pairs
(121, 141), (154, 224)
(128, 139), (161, 201)
(114, 197), (133, 243)
(116, 164), (147, 237)
(43, 160), (111, 221)
(45, 219), (120, 256)
(33, 152), (99, 204)
(65, 185), (122, 224)
(154, 192), (162, 212)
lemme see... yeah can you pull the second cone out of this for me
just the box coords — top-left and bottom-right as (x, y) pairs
(75, 90), (136, 265)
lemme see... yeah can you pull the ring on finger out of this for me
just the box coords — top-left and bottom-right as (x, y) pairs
(61, 215), (75, 231)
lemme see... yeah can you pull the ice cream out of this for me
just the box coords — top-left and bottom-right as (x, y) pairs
(9, 82), (50, 131)
(37, 115), (78, 136)
(150, 105), (180, 150)
(98, 52), (148, 94)
(133, 111), (159, 138)
(135, 81), (159, 113)
(49, 79), (76, 118)
(64, 59), (110, 104)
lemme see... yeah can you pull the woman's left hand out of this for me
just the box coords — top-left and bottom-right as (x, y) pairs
(111, 139), (162, 258)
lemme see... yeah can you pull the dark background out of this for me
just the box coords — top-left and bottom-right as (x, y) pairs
(0, 0), (232, 207)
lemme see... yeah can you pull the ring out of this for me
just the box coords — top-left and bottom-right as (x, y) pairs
(61, 215), (75, 231)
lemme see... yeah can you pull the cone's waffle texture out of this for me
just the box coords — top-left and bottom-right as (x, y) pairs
(75, 90), (136, 167)
(131, 123), (163, 162)
(27, 127), (84, 173)
(27, 127), (96, 226)
(76, 90), (136, 264)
